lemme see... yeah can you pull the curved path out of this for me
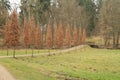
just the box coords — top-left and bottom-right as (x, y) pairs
(0, 45), (85, 59)
(0, 64), (16, 80)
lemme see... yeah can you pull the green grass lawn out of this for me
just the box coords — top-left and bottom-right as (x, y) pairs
(0, 46), (120, 80)
(0, 49), (55, 56)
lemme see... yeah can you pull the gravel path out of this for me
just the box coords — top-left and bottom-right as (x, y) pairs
(0, 45), (85, 59)
(0, 64), (16, 80)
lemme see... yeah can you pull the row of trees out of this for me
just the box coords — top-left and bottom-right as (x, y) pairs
(24, 17), (86, 50)
(46, 22), (86, 49)
(4, 11), (86, 49)
(3, 0), (120, 49)
(0, 0), (102, 38)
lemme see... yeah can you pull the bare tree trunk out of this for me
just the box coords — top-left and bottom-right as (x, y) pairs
(112, 32), (115, 48)
(25, 46), (28, 55)
(26, 46), (27, 55)
(13, 47), (16, 58)
(31, 47), (34, 57)
(104, 35), (108, 47)
(37, 46), (40, 53)
(104, 33), (111, 48)
(116, 32), (120, 48)
(7, 47), (9, 56)
(48, 48), (51, 56)
(38, 48), (40, 53)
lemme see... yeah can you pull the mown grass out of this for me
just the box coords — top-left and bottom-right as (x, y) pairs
(0, 46), (120, 80)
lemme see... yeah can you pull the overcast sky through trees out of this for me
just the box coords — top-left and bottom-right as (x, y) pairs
(9, 0), (21, 13)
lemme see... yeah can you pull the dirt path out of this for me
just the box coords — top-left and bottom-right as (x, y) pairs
(0, 45), (85, 59)
(0, 64), (16, 80)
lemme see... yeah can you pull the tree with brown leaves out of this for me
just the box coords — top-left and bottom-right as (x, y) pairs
(29, 16), (36, 57)
(35, 26), (42, 50)
(9, 11), (20, 58)
(45, 23), (52, 55)
(65, 24), (71, 48)
(46, 23), (52, 49)
(53, 26), (58, 48)
(23, 17), (29, 54)
(4, 21), (11, 56)
(79, 28), (86, 44)
(57, 21), (64, 48)
(72, 26), (79, 46)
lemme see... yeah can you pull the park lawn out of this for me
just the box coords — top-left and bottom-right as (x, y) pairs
(0, 49), (56, 56)
(0, 46), (120, 80)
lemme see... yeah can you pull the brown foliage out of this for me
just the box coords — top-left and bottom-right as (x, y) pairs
(57, 21), (64, 48)
(4, 21), (11, 47)
(53, 26), (58, 48)
(72, 26), (79, 46)
(29, 16), (36, 47)
(9, 11), (20, 47)
(45, 23), (52, 48)
(65, 24), (71, 47)
(23, 18), (30, 47)
(35, 26), (42, 48)
(79, 28), (86, 44)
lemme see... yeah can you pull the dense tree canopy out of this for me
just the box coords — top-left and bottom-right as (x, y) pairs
(20, 0), (50, 25)
(0, 0), (11, 27)
(99, 0), (120, 48)
(1, 0), (120, 49)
